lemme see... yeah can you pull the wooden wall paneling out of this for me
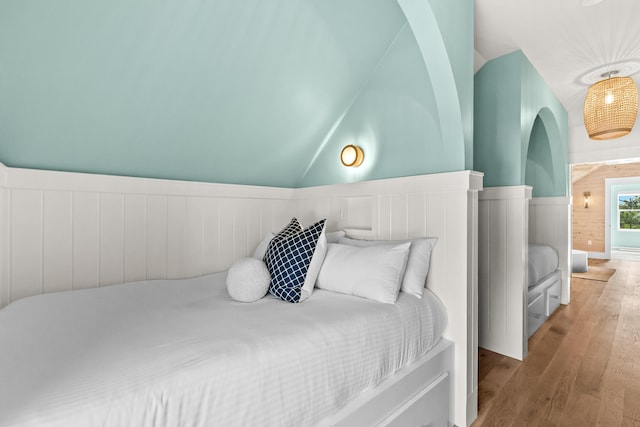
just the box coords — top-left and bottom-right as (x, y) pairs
(166, 196), (187, 279)
(43, 191), (73, 294)
(1, 167), (293, 305)
(407, 192), (427, 238)
(572, 162), (640, 254)
(245, 199), (263, 259)
(185, 197), (206, 277)
(390, 194), (408, 239)
(506, 198), (528, 358)
(486, 200), (508, 350)
(201, 197), (221, 272)
(124, 194), (147, 283)
(0, 184), (8, 308)
(292, 198), (315, 228)
(99, 193), (125, 287)
(445, 189), (479, 425)
(425, 192), (446, 293)
(72, 192), (100, 289)
(478, 200), (490, 352)
(217, 200), (235, 271)
(10, 189), (43, 301)
(377, 194), (392, 240)
(467, 189), (479, 418)
(291, 171), (483, 427)
(265, 199), (287, 235)
(146, 195), (168, 280)
(478, 186), (530, 361)
(232, 199), (248, 262)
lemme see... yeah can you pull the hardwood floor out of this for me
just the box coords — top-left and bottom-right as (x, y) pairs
(473, 258), (640, 427)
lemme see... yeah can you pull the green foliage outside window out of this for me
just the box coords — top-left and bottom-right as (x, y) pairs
(619, 194), (640, 230)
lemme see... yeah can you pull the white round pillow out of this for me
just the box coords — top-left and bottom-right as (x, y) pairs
(226, 257), (271, 302)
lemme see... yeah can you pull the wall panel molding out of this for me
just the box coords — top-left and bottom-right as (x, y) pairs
(478, 186), (531, 360)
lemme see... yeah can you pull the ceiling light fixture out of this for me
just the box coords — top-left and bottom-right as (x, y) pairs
(583, 70), (639, 140)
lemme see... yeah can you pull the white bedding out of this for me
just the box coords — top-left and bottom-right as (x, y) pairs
(528, 244), (559, 287)
(0, 272), (447, 427)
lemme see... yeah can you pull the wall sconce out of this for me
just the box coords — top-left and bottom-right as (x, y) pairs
(340, 145), (364, 167)
(584, 191), (591, 208)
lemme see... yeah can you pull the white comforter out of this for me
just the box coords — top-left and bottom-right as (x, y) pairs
(0, 273), (446, 427)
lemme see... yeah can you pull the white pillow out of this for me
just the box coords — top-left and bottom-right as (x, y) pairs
(316, 242), (411, 304)
(338, 236), (437, 298)
(226, 258), (271, 302)
(252, 233), (275, 260)
(300, 227), (327, 301)
(326, 230), (346, 243)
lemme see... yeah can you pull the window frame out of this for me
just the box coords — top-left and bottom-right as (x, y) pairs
(617, 193), (640, 232)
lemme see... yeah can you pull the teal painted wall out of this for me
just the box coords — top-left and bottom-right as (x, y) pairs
(526, 116), (555, 197)
(300, 0), (473, 186)
(474, 50), (569, 197)
(611, 183), (640, 248)
(0, 0), (474, 188)
(428, 0), (475, 170)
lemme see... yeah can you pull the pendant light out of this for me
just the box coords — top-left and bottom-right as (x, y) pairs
(583, 70), (639, 140)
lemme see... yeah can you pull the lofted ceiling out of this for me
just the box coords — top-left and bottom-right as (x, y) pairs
(1, 0), (474, 187)
(474, 0), (640, 131)
(0, 0), (413, 187)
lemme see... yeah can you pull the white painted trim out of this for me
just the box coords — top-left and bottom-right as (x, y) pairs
(479, 185), (532, 201)
(530, 196), (570, 205)
(0, 163), (8, 309)
(295, 170), (484, 197)
(478, 185), (530, 360)
(326, 339), (453, 427)
(605, 176), (640, 259)
(587, 251), (608, 259)
(6, 166), (294, 200)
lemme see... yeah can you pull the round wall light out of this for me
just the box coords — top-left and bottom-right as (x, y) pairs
(340, 145), (364, 167)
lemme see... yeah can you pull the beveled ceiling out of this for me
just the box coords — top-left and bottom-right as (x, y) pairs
(475, 0), (640, 130)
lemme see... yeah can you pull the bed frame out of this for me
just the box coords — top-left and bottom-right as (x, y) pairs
(0, 162), (481, 427)
(527, 270), (562, 338)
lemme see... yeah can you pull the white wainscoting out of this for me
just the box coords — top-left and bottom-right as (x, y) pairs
(0, 164), (482, 427)
(478, 186), (531, 361)
(0, 165), (294, 307)
(294, 171), (483, 427)
(529, 197), (571, 304)
(0, 166), (8, 310)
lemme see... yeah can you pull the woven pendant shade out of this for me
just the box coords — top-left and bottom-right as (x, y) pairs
(583, 76), (638, 140)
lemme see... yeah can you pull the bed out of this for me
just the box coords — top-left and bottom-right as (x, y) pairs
(0, 163), (482, 427)
(478, 186), (570, 360)
(0, 271), (449, 426)
(527, 244), (562, 338)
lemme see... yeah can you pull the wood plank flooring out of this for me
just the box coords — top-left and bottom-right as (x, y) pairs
(473, 258), (640, 426)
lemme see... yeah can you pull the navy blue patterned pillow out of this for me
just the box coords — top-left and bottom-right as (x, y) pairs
(263, 218), (326, 303)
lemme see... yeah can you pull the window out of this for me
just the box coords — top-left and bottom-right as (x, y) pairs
(618, 194), (640, 231)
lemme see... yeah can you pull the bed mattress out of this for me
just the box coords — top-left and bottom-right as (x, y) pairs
(0, 272), (447, 427)
(528, 244), (559, 287)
